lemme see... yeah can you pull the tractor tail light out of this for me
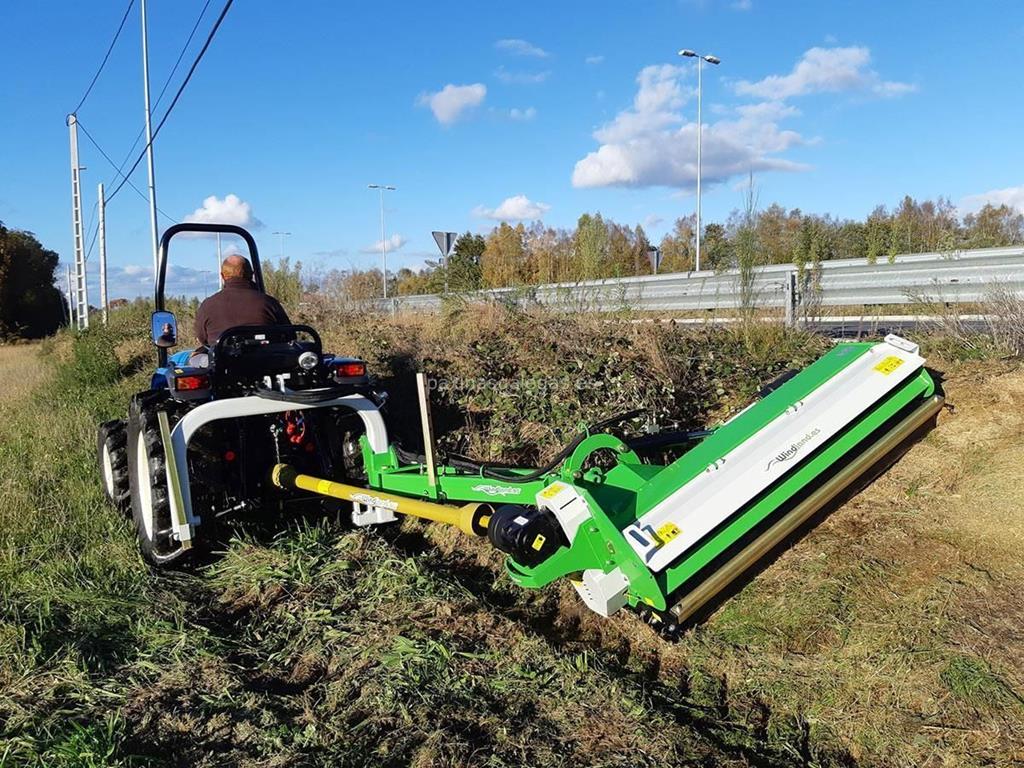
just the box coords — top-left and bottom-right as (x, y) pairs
(334, 362), (366, 378)
(175, 373), (210, 391)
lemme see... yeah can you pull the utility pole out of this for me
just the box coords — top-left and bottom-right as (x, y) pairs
(66, 114), (89, 329)
(368, 184), (396, 299)
(140, 0), (160, 282)
(98, 182), (108, 325)
(216, 232), (223, 288)
(65, 265), (75, 327)
(272, 230), (292, 260)
(678, 49), (721, 272)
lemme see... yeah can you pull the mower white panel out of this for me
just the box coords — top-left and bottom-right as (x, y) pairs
(165, 393), (389, 542)
(624, 338), (925, 573)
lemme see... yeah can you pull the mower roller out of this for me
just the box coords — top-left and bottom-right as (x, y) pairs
(99, 223), (942, 630)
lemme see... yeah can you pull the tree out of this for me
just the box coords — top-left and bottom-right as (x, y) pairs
(482, 223), (529, 287)
(962, 204), (1024, 248)
(573, 213), (609, 280)
(0, 222), (66, 339)
(447, 231), (485, 291)
(658, 216), (695, 272)
(262, 257), (306, 309)
(702, 223), (732, 271)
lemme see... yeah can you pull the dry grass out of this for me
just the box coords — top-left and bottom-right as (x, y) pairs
(0, 345), (45, 405)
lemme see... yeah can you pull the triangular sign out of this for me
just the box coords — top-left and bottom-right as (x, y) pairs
(432, 231), (458, 257)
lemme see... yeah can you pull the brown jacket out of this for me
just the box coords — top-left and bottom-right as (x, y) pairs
(194, 278), (291, 346)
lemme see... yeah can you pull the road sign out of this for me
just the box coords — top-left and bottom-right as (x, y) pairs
(646, 246), (662, 274)
(432, 231), (458, 257)
(432, 231), (459, 293)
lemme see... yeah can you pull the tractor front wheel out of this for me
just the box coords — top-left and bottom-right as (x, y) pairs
(97, 419), (130, 513)
(127, 392), (191, 567)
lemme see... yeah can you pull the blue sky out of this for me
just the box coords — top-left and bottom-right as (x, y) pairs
(2, 0), (1023, 299)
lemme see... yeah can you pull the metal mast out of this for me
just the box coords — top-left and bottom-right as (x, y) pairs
(98, 182), (109, 325)
(140, 0), (160, 282)
(67, 114), (89, 329)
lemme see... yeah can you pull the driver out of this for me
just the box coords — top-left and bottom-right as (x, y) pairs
(195, 254), (291, 348)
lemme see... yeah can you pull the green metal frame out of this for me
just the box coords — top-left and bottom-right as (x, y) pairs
(360, 341), (937, 613)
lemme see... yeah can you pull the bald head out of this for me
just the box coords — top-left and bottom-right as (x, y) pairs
(221, 254), (253, 281)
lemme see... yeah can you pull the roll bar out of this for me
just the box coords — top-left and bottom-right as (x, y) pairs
(154, 223), (264, 367)
(155, 223), (264, 311)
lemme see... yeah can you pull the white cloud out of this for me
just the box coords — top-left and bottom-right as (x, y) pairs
(509, 106), (537, 121)
(417, 83), (486, 125)
(495, 38), (549, 58)
(732, 0), (752, 9)
(360, 234), (407, 254)
(959, 185), (1024, 215)
(572, 64), (807, 190)
(473, 195), (551, 221)
(585, 54), (604, 65)
(494, 66), (549, 84)
(183, 193), (262, 235)
(643, 214), (664, 229)
(735, 46), (915, 100)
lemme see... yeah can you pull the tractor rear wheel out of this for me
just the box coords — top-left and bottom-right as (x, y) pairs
(127, 391), (191, 567)
(97, 419), (130, 513)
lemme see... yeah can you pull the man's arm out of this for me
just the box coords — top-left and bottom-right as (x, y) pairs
(266, 297), (291, 326)
(194, 301), (209, 346)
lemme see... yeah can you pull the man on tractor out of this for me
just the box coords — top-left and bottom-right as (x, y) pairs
(195, 254), (291, 347)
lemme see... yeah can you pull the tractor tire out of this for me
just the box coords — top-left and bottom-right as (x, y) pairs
(97, 419), (130, 513)
(126, 391), (191, 567)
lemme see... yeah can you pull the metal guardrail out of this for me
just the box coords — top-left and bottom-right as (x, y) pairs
(381, 246), (1024, 322)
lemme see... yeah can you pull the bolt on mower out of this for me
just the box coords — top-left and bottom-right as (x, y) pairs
(99, 223), (943, 632)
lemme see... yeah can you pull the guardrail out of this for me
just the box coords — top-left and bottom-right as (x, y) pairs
(380, 246), (1024, 324)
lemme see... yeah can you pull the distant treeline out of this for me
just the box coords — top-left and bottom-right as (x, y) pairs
(316, 196), (1024, 299)
(0, 221), (66, 340)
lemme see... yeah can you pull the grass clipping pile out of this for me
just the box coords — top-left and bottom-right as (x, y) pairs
(0, 304), (1021, 767)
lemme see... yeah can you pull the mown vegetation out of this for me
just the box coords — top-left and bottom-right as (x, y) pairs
(2, 304), (1023, 766)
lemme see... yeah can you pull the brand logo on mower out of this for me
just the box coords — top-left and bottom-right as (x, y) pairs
(351, 493), (400, 511)
(471, 484), (523, 497)
(765, 428), (821, 472)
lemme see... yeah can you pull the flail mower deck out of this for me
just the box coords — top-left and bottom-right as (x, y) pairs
(272, 333), (942, 630)
(99, 223), (942, 632)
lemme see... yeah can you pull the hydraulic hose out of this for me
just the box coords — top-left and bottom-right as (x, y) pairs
(394, 409), (646, 482)
(475, 408), (646, 483)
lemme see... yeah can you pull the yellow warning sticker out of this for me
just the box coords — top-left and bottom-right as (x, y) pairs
(873, 355), (904, 375)
(531, 534), (546, 551)
(656, 522), (681, 545)
(539, 483), (566, 499)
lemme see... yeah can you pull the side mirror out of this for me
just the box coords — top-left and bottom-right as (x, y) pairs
(152, 310), (178, 349)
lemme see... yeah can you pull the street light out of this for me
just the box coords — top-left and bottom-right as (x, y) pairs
(678, 49), (721, 272)
(272, 230), (292, 260)
(368, 184), (396, 299)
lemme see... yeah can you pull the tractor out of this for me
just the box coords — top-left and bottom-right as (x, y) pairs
(97, 223), (386, 565)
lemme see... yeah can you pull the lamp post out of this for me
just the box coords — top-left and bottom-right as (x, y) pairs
(678, 49), (721, 273)
(368, 184), (396, 299)
(272, 230), (292, 260)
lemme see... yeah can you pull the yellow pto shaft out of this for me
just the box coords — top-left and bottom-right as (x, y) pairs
(271, 464), (492, 537)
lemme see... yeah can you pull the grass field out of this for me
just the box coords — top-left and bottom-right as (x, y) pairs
(1, 310), (1022, 767)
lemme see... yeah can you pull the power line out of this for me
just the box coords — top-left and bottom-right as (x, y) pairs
(107, 0), (235, 206)
(77, 118), (176, 224)
(106, 0), (213, 191)
(72, 0), (136, 114)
